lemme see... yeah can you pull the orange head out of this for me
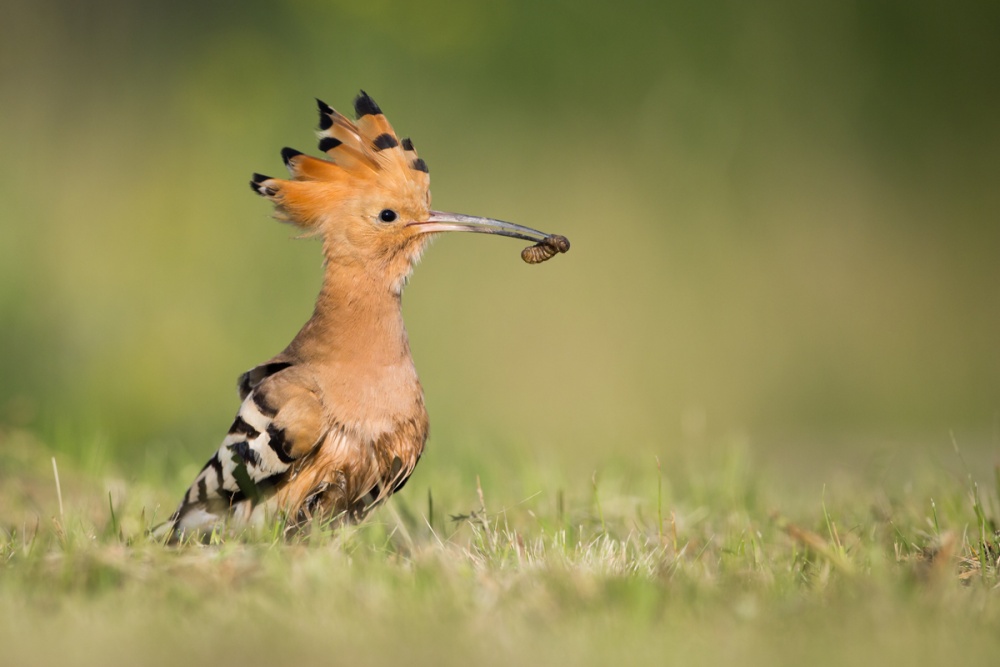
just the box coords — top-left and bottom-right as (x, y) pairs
(251, 91), (568, 290)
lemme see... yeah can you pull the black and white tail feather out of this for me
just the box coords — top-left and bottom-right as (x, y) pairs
(155, 400), (287, 540)
(154, 363), (308, 541)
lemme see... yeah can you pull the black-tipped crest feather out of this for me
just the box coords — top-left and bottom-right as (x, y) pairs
(281, 147), (303, 165)
(354, 90), (382, 118)
(373, 133), (398, 150)
(318, 137), (342, 153)
(250, 173), (277, 197)
(316, 98), (334, 130)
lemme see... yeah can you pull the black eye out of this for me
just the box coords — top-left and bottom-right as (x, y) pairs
(379, 209), (398, 223)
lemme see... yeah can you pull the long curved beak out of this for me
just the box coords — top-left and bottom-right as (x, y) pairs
(408, 211), (554, 244)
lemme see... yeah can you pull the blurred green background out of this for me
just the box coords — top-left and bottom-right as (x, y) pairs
(1, 0), (997, 483)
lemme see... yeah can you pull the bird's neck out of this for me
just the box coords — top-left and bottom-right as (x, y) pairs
(286, 263), (412, 369)
(281, 261), (425, 435)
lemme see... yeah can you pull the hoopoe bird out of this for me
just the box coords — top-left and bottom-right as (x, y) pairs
(159, 91), (569, 540)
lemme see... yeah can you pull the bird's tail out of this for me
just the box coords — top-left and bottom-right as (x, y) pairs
(150, 496), (238, 544)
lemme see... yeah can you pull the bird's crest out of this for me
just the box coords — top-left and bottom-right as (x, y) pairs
(250, 91), (430, 230)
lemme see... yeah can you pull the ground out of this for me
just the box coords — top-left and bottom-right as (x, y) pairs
(1, 427), (997, 667)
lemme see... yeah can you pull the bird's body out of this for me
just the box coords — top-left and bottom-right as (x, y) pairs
(160, 91), (567, 540)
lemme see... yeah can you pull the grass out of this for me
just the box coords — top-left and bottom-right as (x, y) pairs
(2, 427), (998, 667)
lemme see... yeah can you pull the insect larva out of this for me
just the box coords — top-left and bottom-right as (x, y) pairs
(521, 243), (557, 264)
(521, 234), (570, 264)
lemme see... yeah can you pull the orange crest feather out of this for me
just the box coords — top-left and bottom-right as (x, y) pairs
(250, 91), (430, 229)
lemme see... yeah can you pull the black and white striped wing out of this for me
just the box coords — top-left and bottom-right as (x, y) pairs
(160, 364), (323, 538)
